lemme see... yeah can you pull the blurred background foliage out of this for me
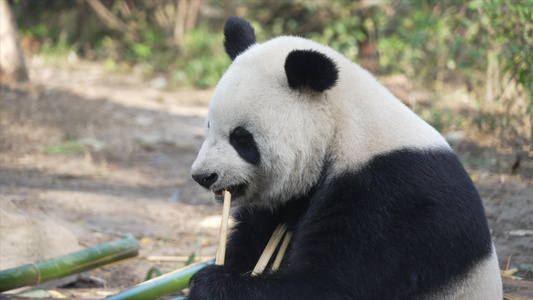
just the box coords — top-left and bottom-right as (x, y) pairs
(12, 0), (533, 151)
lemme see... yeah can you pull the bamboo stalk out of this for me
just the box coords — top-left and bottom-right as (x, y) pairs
(105, 258), (214, 300)
(252, 223), (288, 276)
(271, 231), (293, 272)
(0, 237), (138, 292)
(216, 190), (232, 266)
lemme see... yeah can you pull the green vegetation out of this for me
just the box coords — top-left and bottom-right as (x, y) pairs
(43, 138), (106, 154)
(375, 1), (532, 149)
(43, 140), (87, 154)
(13, 0), (533, 149)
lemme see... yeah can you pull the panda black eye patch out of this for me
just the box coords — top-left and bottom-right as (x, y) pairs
(229, 126), (260, 165)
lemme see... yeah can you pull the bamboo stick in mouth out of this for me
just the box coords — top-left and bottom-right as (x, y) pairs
(216, 190), (232, 266)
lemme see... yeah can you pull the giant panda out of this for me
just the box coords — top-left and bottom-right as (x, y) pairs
(189, 17), (502, 300)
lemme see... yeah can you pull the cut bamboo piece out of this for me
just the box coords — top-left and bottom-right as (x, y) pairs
(271, 230), (293, 272)
(216, 190), (232, 265)
(252, 223), (288, 276)
(0, 237), (138, 292)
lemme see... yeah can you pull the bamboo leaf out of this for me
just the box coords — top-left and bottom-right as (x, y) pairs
(144, 267), (163, 281)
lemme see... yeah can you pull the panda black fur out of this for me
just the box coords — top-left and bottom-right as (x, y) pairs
(189, 17), (502, 299)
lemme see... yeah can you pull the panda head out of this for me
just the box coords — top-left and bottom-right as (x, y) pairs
(191, 17), (340, 208)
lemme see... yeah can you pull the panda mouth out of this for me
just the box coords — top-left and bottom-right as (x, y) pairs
(213, 183), (247, 203)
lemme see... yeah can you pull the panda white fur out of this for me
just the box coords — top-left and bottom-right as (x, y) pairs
(189, 17), (502, 299)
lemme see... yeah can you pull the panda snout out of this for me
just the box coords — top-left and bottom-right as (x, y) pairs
(192, 173), (218, 189)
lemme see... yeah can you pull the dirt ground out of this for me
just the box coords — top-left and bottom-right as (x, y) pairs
(1, 57), (532, 296)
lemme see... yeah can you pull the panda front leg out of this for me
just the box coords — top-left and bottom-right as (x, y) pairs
(187, 206), (336, 300)
(187, 264), (340, 300)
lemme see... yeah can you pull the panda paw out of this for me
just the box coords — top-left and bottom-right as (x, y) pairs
(187, 265), (234, 300)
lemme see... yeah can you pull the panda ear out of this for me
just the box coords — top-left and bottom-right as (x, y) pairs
(223, 17), (256, 61)
(284, 50), (339, 93)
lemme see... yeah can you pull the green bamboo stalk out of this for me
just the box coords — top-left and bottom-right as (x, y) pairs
(0, 237), (138, 292)
(105, 259), (213, 300)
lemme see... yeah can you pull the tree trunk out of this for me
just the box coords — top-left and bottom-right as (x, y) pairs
(185, 0), (200, 32)
(174, 0), (188, 49)
(0, 0), (29, 84)
(357, 0), (378, 74)
(84, 0), (139, 41)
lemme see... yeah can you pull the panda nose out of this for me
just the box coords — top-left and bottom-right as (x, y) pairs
(192, 173), (218, 189)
